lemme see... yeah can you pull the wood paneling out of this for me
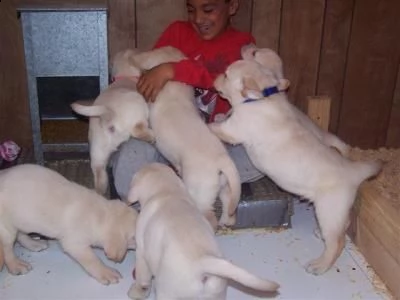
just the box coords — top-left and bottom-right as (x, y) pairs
(279, 0), (325, 111)
(136, 0), (186, 50)
(0, 0), (32, 148)
(317, 0), (354, 134)
(231, 0), (253, 33)
(338, 0), (400, 148)
(251, 0), (282, 51)
(2, 0), (400, 150)
(107, 0), (136, 62)
(385, 64), (400, 148)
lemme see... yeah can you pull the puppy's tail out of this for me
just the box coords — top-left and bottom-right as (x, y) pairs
(351, 159), (383, 186)
(219, 158), (241, 216)
(200, 256), (279, 292)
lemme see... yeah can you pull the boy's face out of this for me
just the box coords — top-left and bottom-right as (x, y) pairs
(186, 0), (239, 40)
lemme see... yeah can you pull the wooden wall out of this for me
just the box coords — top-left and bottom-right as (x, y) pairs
(1, 0), (400, 150)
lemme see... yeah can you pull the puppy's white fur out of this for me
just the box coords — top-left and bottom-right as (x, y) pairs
(71, 49), (154, 195)
(126, 163), (279, 300)
(130, 47), (241, 228)
(211, 60), (382, 275)
(0, 164), (137, 285)
(241, 44), (350, 156)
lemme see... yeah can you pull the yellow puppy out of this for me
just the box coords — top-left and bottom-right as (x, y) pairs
(127, 163), (279, 299)
(210, 60), (381, 275)
(0, 164), (137, 285)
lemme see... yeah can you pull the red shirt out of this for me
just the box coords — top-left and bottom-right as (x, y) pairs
(154, 21), (255, 122)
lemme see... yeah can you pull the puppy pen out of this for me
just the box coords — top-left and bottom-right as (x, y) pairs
(0, 0), (399, 299)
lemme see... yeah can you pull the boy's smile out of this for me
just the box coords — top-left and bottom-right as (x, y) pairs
(186, 0), (239, 40)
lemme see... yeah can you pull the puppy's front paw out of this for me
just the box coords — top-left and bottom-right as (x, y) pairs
(7, 259), (32, 275)
(127, 282), (150, 299)
(305, 258), (331, 275)
(24, 239), (49, 252)
(93, 266), (122, 285)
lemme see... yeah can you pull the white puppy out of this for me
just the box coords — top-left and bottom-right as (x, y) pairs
(126, 163), (279, 300)
(241, 44), (350, 156)
(210, 60), (382, 275)
(0, 164), (137, 285)
(130, 47), (241, 228)
(71, 49), (154, 195)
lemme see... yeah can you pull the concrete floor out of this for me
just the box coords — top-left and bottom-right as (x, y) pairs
(0, 200), (393, 300)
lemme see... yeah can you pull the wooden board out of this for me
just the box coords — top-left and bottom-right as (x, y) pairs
(251, 0), (282, 51)
(107, 0), (136, 61)
(136, 0), (186, 50)
(231, 0), (253, 33)
(338, 0), (400, 148)
(279, 0), (325, 111)
(350, 182), (400, 299)
(307, 96), (331, 131)
(0, 0), (32, 148)
(316, 0), (354, 134)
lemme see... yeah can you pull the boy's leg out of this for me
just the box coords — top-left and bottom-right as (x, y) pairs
(111, 139), (167, 200)
(226, 144), (264, 183)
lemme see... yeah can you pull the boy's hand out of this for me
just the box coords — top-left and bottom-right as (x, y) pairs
(137, 63), (174, 102)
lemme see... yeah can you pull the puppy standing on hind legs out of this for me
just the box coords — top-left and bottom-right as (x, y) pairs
(71, 49), (154, 195)
(126, 163), (279, 300)
(210, 59), (382, 275)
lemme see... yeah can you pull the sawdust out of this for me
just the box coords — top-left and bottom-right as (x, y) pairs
(349, 147), (400, 208)
(216, 226), (287, 236)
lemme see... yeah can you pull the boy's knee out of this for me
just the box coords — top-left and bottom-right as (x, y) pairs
(111, 139), (162, 199)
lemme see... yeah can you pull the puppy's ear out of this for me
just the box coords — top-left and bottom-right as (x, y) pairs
(241, 77), (263, 99)
(278, 79), (290, 91)
(103, 235), (127, 263)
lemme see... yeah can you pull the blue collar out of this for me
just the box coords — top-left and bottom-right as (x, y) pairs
(243, 86), (280, 103)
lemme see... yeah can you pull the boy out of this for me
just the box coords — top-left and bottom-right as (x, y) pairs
(112, 0), (263, 199)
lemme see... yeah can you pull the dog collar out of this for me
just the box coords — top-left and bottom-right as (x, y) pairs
(243, 86), (280, 103)
(112, 75), (139, 83)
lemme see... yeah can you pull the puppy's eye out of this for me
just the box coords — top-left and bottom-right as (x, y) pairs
(251, 49), (257, 57)
(108, 125), (115, 133)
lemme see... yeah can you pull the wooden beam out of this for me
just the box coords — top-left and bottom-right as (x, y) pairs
(307, 95), (331, 131)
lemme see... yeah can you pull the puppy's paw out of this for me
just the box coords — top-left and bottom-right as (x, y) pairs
(127, 283), (150, 299)
(94, 266), (122, 285)
(24, 239), (49, 252)
(305, 258), (331, 275)
(7, 259), (32, 275)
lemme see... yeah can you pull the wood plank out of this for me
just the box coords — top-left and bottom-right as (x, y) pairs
(385, 63), (400, 147)
(16, 0), (107, 10)
(136, 0), (186, 50)
(338, 0), (400, 149)
(317, 0), (354, 134)
(231, 0), (253, 33)
(356, 220), (400, 300)
(307, 96), (331, 131)
(107, 0), (136, 62)
(251, 0), (282, 51)
(358, 185), (400, 266)
(279, 0), (325, 111)
(0, 0), (32, 148)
